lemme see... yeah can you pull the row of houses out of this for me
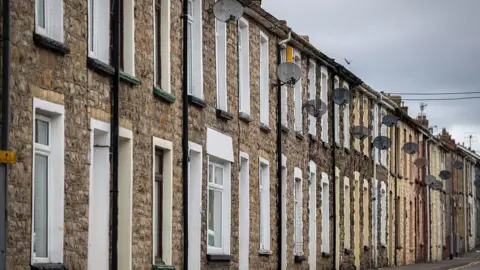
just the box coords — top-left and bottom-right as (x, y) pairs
(1, 0), (479, 269)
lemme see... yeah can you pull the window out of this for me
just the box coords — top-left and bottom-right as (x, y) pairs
(380, 182), (387, 245)
(308, 61), (317, 137)
(343, 82), (350, 148)
(32, 98), (64, 264)
(120, 0), (135, 75)
(154, 0), (171, 92)
(294, 51), (302, 133)
(281, 49), (288, 127)
(363, 179), (369, 247)
(344, 177), (351, 249)
(380, 108), (387, 166)
(362, 97), (369, 156)
(321, 173), (330, 253)
(259, 158), (270, 251)
(88, 0), (110, 63)
(154, 150), (164, 263)
(187, 0), (203, 99)
(188, 142), (202, 267)
(216, 18), (227, 111)
(207, 161), (227, 253)
(308, 162), (317, 267)
(259, 32), (270, 126)
(35, 0), (64, 42)
(320, 67), (329, 143)
(334, 76), (340, 143)
(294, 168), (303, 255)
(239, 152), (250, 268)
(373, 103), (379, 164)
(238, 18), (250, 115)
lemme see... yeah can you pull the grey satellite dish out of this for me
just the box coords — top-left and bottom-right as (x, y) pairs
(277, 62), (302, 85)
(213, 0), (244, 23)
(414, 157), (426, 168)
(332, 87), (352, 105)
(303, 99), (327, 118)
(372, 136), (392, 150)
(425, 175), (436, 185)
(434, 180), (443, 190)
(453, 161), (464, 170)
(439, 170), (451, 180)
(474, 179), (480, 187)
(352, 125), (370, 141)
(403, 142), (419, 155)
(382, 114), (400, 127)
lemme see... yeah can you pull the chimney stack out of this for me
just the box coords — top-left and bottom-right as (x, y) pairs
(251, 0), (262, 6)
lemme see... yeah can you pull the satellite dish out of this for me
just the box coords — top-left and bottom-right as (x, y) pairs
(434, 180), (443, 190)
(332, 87), (352, 105)
(474, 179), (480, 187)
(414, 157), (426, 168)
(382, 114), (400, 127)
(213, 0), (244, 23)
(303, 99), (327, 118)
(403, 142), (419, 155)
(372, 136), (392, 150)
(453, 161), (464, 170)
(425, 175), (436, 185)
(439, 170), (452, 180)
(277, 62), (302, 85)
(352, 125), (370, 141)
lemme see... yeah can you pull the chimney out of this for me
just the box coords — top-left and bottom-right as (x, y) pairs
(279, 20), (288, 27)
(301, 35), (310, 42)
(416, 114), (429, 128)
(389, 95), (402, 106)
(251, 0), (262, 6)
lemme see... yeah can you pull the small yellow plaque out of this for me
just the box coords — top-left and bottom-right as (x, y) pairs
(0, 151), (16, 164)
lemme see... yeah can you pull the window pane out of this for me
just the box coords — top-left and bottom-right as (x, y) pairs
(208, 189), (222, 248)
(37, 0), (46, 28)
(155, 2), (161, 85)
(208, 164), (213, 183)
(35, 119), (49, 145)
(214, 166), (223, 185)
(34, 154), (48, 258)
(187, 21), (193, 95)
(89, 0), (94, 49)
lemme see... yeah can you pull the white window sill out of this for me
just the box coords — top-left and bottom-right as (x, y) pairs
(259, 249), (273, 256)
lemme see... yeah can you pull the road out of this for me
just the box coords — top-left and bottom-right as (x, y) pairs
(448, 260), (480, 270)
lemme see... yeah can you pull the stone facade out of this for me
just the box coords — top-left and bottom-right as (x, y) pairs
(2, 0), (480, 270)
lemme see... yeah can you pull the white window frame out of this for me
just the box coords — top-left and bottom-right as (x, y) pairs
(308, 161), (317, 268)
(122, 0), (136, 76)
(294, 50), (303, 133)
(35, 0), (64, 43)
(259, 31), (270, 126)
(363, 179), (369, 247)
(343, 82), (350, 148)
(380, 182), (387, 245)
(294, 167), (303, 255)
(187, 142), (203, 268)
(215, 18), (228, 111)
(321, 172), (330, 253)
(187, 0), (203, 99)
(380, 108), (387, 166)
(239, 152), (250, 269)
(308, 60), (317, 137)
(320, 66), (329, 143)
(334, 76), (340, 144)
(281, 49), (288, 127)
(362, 97), (370, 157)
(238, 18), (250, 115)
(258, 157), (271, 251)
(153, 0), (172, 93)
(31, 98), (65, 264)
(344, 177), (351, 250)
(88, 0), (110, 63)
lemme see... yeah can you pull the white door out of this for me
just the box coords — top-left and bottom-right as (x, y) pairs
(88, 130), (110, 270)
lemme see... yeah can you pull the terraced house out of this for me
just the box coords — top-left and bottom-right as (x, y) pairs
(1, 0), (480, 270)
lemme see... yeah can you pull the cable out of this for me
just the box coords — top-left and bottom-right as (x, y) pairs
(385, 91), (480, 96)
(400, 96), (480, 101)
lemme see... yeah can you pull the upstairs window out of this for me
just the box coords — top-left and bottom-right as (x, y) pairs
(35, 0), (64, 42)
(294, 168), (303, 255)
(294, 52), (303, 133)
(320, 67), (329, 143)
(187, 0), (203, 99)
(119, 0), (136, 76)
(343, 82), (350, 148)
(216, 18), (227, 111)
(238, 18), (250, 115)
(308, 61), (317, 137)
(334, 76), (340, 143)
(259, 32), (270, 126)
(88, 0), (110, 63)
(154, 0), (172, 93)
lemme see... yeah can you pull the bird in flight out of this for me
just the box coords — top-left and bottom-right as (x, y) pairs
(344, 58), (352, 65)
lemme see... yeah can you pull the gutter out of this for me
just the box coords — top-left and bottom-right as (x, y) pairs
(111, 0), (121, 269)
(0, 0), (10, 267)
(182, 0), (189, 267)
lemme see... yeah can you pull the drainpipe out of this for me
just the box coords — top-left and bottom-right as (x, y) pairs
(371, 101), (378, 268)
(425, 137), (433, 262)
(394, 125), (399, 265)
(0, 0), (10, 268)
(330, 68), (337, 270)
(182, 0), (189, 268)
(464, 156), (467, 254)
(110, 0), (120, 268)
(450, 151), (455, 259)
(276, 32), (291, 270)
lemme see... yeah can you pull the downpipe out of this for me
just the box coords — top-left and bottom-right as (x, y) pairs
(182, 0), (189, 268)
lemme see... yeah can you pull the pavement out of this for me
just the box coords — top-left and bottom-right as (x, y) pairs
(371, 250), (480, 270)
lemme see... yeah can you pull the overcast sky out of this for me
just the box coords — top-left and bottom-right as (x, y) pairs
(262, 0), (480, 151)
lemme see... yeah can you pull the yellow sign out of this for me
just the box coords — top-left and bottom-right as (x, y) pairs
(0, 151), (16, 164)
